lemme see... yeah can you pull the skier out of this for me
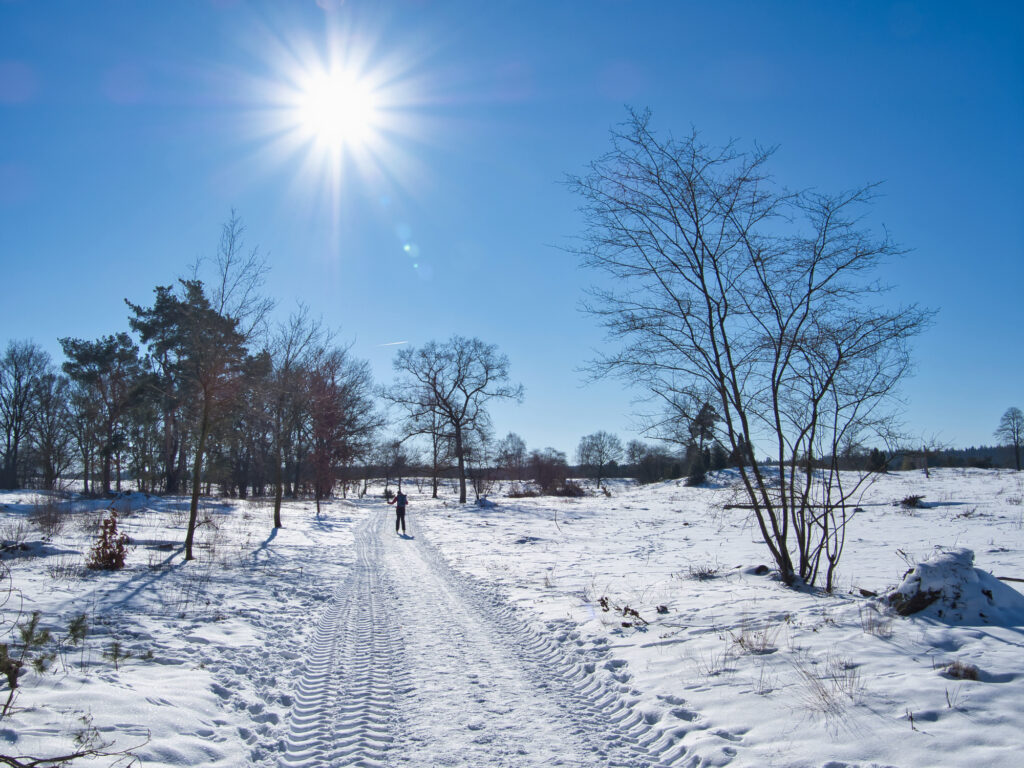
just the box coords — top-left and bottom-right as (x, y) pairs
(388, 487), (408, 534)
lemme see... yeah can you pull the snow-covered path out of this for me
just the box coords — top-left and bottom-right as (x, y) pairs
(279, 509), (693, 768)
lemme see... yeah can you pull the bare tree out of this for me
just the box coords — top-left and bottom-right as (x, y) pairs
(376, 438), (413, 495)
(383, 336), (523, 503)
(306, 344), (380, 514)
(528, 447), (569, 493)
(267, 307), (326, 528)
(0, 341), (51, 489)
(393, 394), (454, 499)
(193, 210), (275, 343)
(576, 430), (622, 488)
(570, 110), (930, 590)
(30, 372), (74, 490)
(996, 407), (1024, 471)
(463, 426), (494, 501)
(495, 432), (527, 480)
(625, 439), (647, 467)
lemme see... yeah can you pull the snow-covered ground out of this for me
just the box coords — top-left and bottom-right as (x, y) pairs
(0, 468), (1022, 767)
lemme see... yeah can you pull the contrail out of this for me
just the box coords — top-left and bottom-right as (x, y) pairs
(376, 341), (408, 347)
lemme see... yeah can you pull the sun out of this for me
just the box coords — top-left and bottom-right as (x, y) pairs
(295, 68), (380, 151)
(238, 14), (440, 246)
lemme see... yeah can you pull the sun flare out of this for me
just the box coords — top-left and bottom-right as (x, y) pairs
(295, 68), (380, 150)
(242, 16), (438, 241)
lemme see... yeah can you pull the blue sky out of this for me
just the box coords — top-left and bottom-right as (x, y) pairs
(2, 0), (1022, 456)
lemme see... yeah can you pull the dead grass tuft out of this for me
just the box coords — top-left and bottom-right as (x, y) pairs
(941, 660), (980, 681)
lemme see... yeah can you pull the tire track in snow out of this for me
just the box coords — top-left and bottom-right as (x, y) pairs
(409, 514), (741, 767)
(280, 515), (407, 767)
(281, 508), (738, 766)
(381, 512), (594, 767)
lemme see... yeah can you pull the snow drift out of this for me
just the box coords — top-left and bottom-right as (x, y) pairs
(887, 547), (1024, 625)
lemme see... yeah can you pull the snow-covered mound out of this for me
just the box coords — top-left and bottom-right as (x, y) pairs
(887, 547), (1024, 625)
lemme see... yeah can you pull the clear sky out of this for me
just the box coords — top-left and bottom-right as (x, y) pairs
(2, 0), (1022, 457)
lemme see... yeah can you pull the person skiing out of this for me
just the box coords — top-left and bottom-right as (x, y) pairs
(388, 487), (408, 534)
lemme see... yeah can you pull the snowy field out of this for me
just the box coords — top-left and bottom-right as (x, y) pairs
(0, 468), (1022, 767)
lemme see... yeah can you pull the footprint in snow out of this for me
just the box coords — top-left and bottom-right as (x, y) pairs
(672, 707), (700, 722)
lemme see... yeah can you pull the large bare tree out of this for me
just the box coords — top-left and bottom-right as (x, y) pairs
(384, 336), (522, 503)
(570, 110), (930, 590)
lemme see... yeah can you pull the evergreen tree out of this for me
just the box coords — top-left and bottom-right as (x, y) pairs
(60, 333), (142, 494)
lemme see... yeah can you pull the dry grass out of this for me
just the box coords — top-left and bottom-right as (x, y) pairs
(941, 660), (980, 681)
(685, 562), (720, 581)
(791, 651), (865, 733)
(858, 602), (894, 639)
(45, 555), (84, 581)
(731, 620), (780, 655)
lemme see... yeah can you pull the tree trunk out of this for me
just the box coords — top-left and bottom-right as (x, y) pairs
(273, 444), (284, 529)
(455, 425), (467, 504)
(163, 409), (177, 493)
(184, 399), (211, 561)
(101, 448), (111, 495)
(176, 439), (189, 494)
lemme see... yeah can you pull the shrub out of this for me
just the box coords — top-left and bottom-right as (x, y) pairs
(550, 480), (585, 497)
(29, 497), (67, 539)
(507, 482), (539, 498)
(898, 494), (926, 509)
(86, 512), (130, 570)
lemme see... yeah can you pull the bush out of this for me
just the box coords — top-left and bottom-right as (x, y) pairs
(550, 480), (585, 497)
(898, 494), (926, 509)
(507, 482), (539, 498)
(561, 481), (585, 499)
(86, 512), (130, 570)
(29, 497), (67, 540)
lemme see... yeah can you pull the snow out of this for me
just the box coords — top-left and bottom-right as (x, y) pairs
(886, 546), (1024, 624)
(0, 468), (1022, 767)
